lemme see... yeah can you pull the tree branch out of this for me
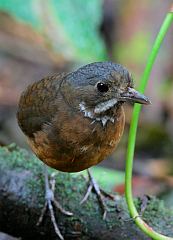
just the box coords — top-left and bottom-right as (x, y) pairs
(0, 144), (172, 240)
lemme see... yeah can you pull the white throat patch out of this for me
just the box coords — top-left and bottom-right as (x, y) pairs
(79, 100), (117, 127)
(94, 98), (117, 114)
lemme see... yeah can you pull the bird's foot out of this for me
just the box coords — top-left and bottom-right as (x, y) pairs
(80, 169), (116, 220)
(37, 168), (73, 240)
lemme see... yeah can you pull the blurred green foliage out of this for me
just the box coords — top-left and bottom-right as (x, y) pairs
(0, 0), (107, 62)
(0, 0), (41, 28)
(115, 31), (150, 66)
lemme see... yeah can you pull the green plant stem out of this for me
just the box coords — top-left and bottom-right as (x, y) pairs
(125, 9), (173, 240)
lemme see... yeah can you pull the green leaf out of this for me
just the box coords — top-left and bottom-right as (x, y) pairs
(50, 0), (107, 61)
(0, 0), (41, 29)
(0, 0), (107, 61)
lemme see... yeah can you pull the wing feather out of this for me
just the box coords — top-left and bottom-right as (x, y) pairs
(17, 73), (67, 137)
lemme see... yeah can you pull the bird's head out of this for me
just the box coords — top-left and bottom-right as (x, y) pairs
(61, 62), (150, 120)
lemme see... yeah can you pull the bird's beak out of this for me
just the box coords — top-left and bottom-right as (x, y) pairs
(120, 87), (151, 105)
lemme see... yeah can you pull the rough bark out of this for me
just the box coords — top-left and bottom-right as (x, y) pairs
(0, 144), (173, 240)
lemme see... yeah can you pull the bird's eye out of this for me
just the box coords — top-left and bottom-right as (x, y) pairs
(96, 82), (109, 93)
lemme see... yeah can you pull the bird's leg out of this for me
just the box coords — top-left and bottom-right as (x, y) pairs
(37, 165), (73, 240)
(80, 169), (116, 219)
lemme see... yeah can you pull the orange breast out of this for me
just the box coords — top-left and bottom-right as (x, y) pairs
(27, 106), (125, 172)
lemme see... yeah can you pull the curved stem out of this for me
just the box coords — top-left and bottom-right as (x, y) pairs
(125, 7), (173, 240)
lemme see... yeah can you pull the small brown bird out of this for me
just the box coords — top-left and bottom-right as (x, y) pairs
(17, 62), (150, 239)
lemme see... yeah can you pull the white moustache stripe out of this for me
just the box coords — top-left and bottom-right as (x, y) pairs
(79, 101), (115, 127)
(94, 98), (117, 114)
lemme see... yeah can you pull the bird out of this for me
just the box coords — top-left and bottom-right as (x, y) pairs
(17, 61), (150, 239)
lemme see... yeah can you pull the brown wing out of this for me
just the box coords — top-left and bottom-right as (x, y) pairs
(17, 73), (67, 137)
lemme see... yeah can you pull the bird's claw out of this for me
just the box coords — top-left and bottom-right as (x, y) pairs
(37, 167), (73, 240)
(81, 169), (116, 220)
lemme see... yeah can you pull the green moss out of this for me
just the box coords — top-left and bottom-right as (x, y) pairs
(0, 144), (173, 238)
(143, 198), (173, 236)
